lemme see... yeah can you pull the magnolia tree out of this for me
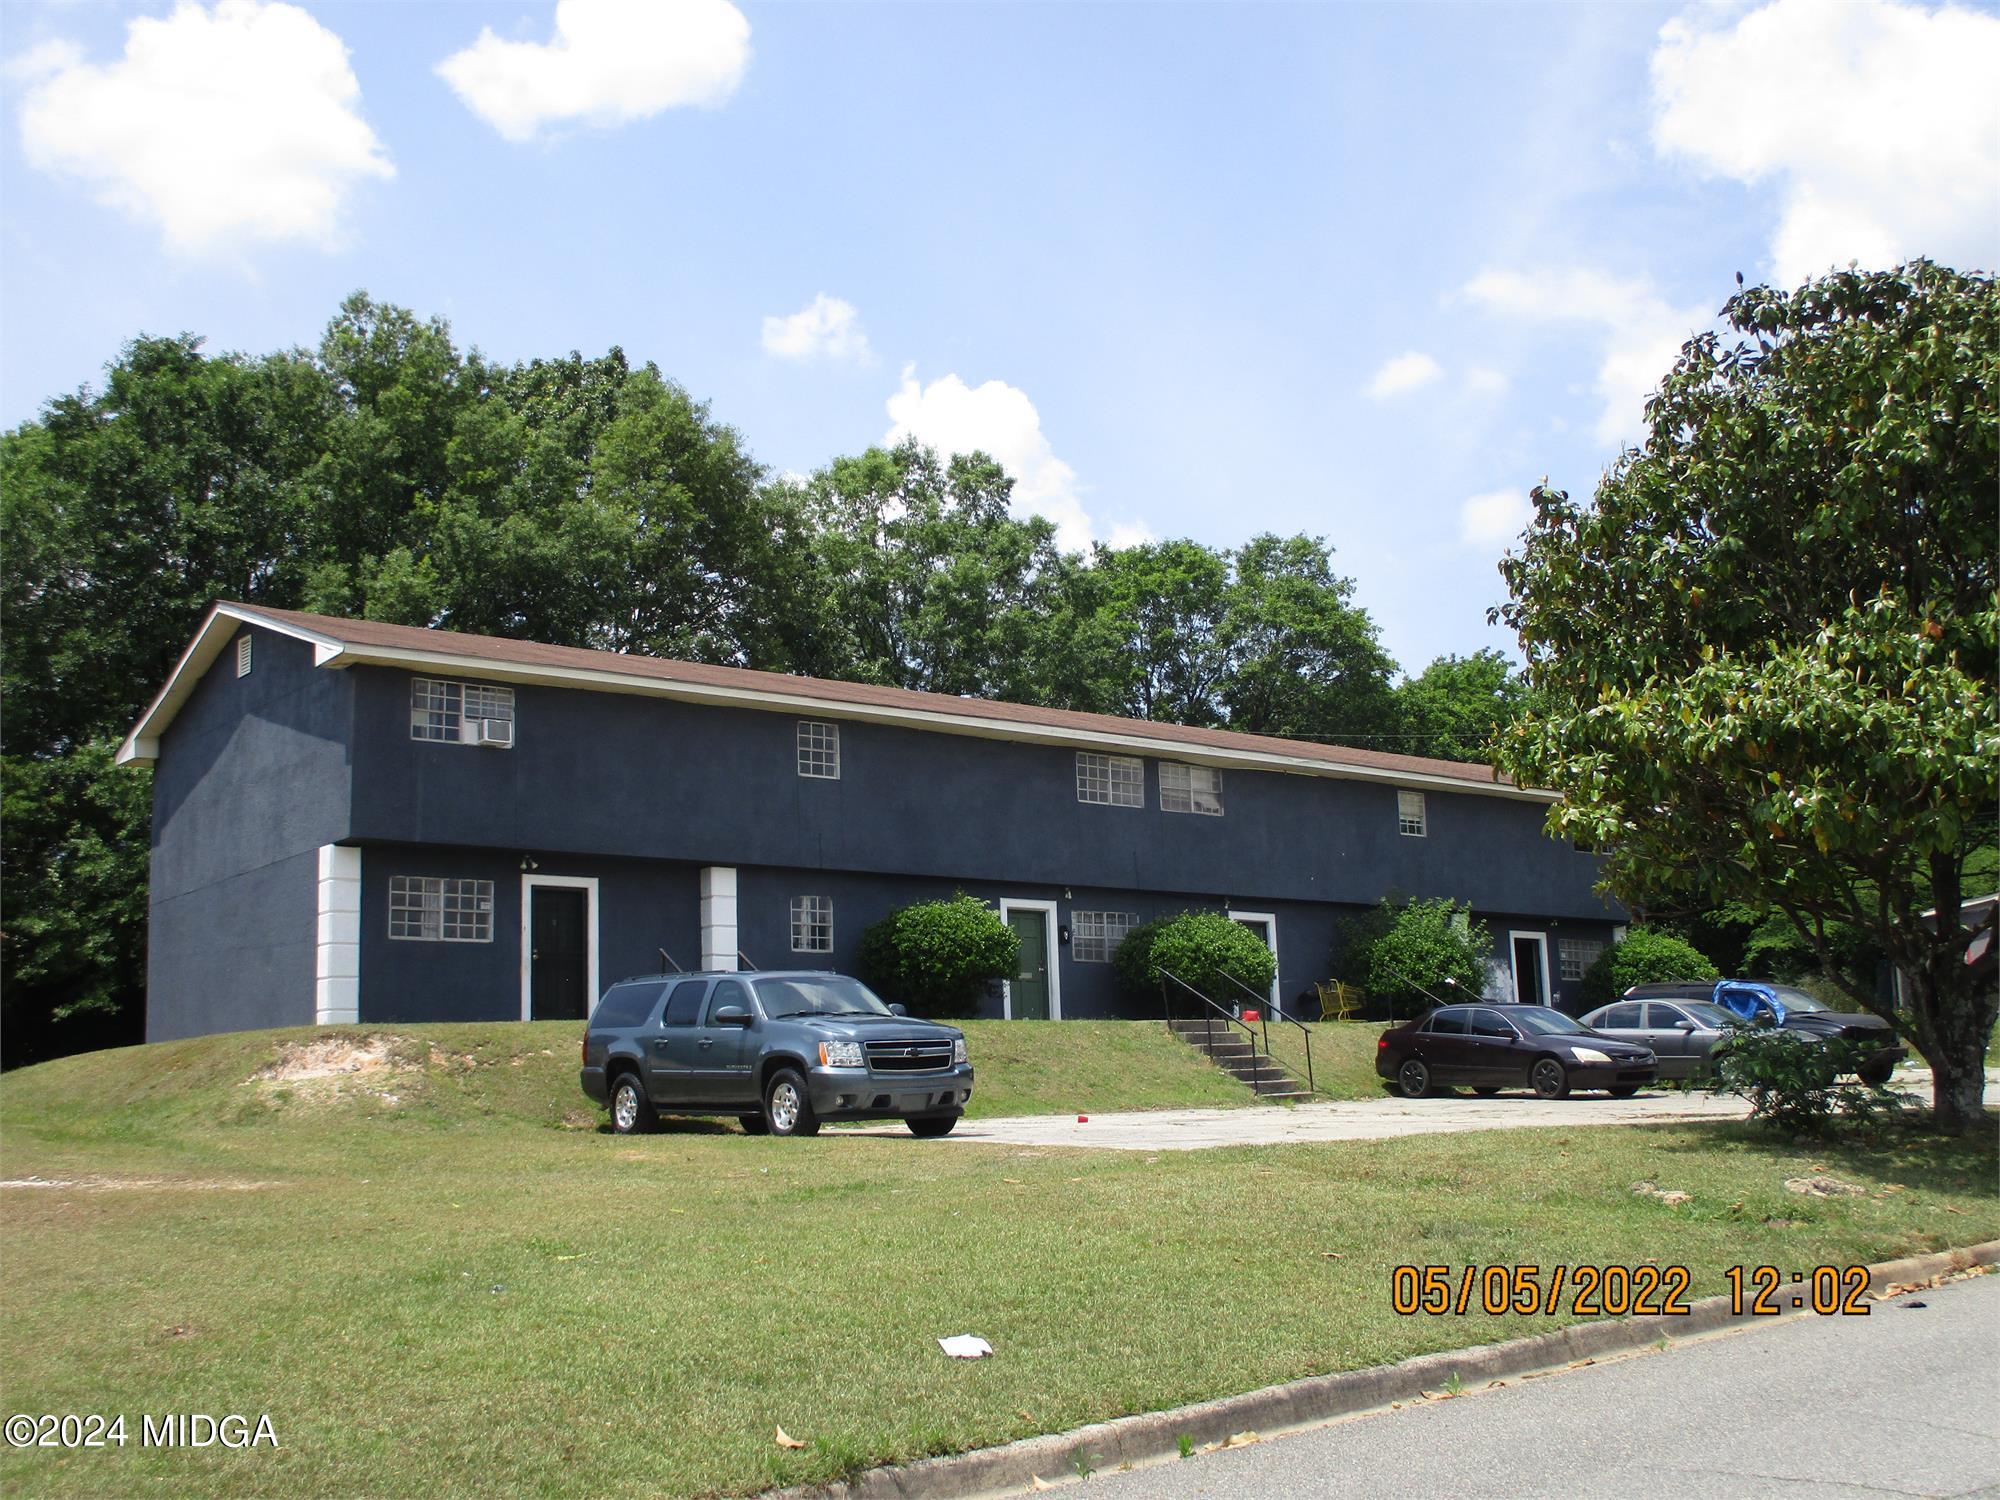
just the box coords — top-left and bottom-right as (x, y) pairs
(1492, 262), (1997, 1130)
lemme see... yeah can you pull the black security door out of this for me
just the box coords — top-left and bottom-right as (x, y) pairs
(531, 887), (589, 1020)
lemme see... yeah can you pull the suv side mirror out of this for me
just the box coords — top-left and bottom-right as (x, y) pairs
(1675, 1020), (1696, 1031)
(711, 1005), (750, 1027)
(888, 1003), (907, 1017)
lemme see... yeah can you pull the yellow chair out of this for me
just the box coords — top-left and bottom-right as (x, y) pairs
(1316, 981), (1363, 1021)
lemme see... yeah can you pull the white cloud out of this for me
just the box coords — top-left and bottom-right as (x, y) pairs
(14, 1), (391, 258)
(1652, 0), (2000, 284)
(885, 365), (1104, 553)
(1364, 351), (1443, 399)
(1464, 365), (1509, 396)
(438, 0), (750, 143)
(1461, 266), (1708, 445)
(761, 294), (871, 363)
(1104, 521), (1158, 550)
(1458, 489), (1533, 551)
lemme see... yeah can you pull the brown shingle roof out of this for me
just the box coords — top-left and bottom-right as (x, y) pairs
(202, 602), (1529, 794)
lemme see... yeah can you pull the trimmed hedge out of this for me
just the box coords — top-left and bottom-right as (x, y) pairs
(1337, 897), (1491, 1017)
(1578, 927), (1718, 1009)
(1114, 910), (1275, 1007)
(857, 894), (1018, 1018)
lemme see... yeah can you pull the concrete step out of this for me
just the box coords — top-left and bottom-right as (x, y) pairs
(1167, 1020), (1318, 1103)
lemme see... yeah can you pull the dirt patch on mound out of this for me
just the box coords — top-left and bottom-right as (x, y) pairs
(247, 1034), (436, 1107)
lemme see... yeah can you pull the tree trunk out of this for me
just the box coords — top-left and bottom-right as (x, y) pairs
(1905, 960), (1996, 1133)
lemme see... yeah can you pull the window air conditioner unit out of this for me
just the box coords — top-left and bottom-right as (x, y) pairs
(464, 718), (514, 747)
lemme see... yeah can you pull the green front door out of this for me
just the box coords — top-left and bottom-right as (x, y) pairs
(1006, 910), (1051, 1020)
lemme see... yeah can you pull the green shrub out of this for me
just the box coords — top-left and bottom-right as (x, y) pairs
(1709, 1028), (1907, 1135)
(1579, 927), (1718, 1008)
(856, 895), (1018, 1018)
(1114, 911), (1274, 1007)
(1338, 898), (1491, 1018)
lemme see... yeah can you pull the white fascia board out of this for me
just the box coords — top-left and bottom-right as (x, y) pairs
(314, 640), (1555, 803)
(116, 603), (348, 766)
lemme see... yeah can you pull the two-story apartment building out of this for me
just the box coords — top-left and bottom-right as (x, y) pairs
(119, 603), (1625, 1041)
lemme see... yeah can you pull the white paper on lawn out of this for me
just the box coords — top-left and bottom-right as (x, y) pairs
(937, 1335), (993, 1359)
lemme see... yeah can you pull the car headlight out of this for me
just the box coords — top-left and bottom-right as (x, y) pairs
(818, 1040), (865, 1069)
(952, 1037), (968, 1066)
(1570, 1047), (1612, 1065)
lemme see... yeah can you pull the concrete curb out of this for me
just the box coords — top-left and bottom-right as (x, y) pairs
(766, 1239), (2000, 1500)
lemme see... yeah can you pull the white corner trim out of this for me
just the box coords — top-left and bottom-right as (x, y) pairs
(997, 898), (1061, 1021)
(700, 867), (739, 971)
(315, 845), (362, 1024)
(519, 874), (601, 1021)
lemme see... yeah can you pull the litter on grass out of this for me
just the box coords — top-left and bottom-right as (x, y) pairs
(938, 1335), (993, 1359)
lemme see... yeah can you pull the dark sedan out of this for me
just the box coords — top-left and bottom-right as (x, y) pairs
(1376, 1003), (1658, 1099)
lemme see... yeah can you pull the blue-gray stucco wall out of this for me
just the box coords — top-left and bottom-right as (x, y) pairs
(146, 626), (354, 1040)
(341, 667), (1616, 919)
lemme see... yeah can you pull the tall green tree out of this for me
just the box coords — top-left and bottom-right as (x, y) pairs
(1394, 649), (1527, 763)
(1492, 262), (1997, 1129)
(795, 441), (1063, 697)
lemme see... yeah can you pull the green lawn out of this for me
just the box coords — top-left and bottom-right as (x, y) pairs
(1256, 1019), (1385, 1100)
(2, 1027), (1995, 1499)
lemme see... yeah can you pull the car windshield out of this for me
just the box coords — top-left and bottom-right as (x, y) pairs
(753, 975), (892, 1018)
(1513, 1008), (1590, 1036)
(1682, 1001), (1740, 1028)
(1764, 984), (1831, 1013)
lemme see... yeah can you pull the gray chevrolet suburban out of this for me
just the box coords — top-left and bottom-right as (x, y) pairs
(579, 970), (973, 1137)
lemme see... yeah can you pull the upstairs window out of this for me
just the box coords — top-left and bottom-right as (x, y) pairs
(388, 876), (494, 942)
(1397, 790), (1427, 837)
(411, 678), (515, 744)
(236, 635), (253, 677)
(791, 895), (834, 953)
(1160, 762), (1224, 816)
(1076, 752), (1143, 807)
(1072, 911), (1139, 963)
(1559, 938), (1604, 981)
(797, 720), (840, 778)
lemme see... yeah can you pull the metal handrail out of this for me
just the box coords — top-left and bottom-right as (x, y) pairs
(1207, 969), (1316, 1098)
(737, 951), (758, 972)
(658, 947), (684, 973)
(1158, 970), (1282, 1098)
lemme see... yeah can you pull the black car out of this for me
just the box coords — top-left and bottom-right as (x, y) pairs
(1622, 981), (1907, 1086)
(1376, 1003), (1657, 1099)
(580, 970), (973, 1137)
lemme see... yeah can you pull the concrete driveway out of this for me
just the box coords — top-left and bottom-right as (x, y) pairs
(837, 1066), (1983, 1152)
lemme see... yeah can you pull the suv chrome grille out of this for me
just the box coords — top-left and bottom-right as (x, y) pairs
(865, 1040), (954, 1073)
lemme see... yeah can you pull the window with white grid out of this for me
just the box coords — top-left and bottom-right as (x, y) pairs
(1160, 762), (1224, 816)
(410, 678), (515, 742)
(1397, 790), (1427, 837)
(790, 895), (834, 953)
(797, 721), (840, 779)
(1072, 911), (1138, 963)
(388, 877), (494, 942)
(1559, 938), (1604, 981)
(1075, 752), (1143, 807)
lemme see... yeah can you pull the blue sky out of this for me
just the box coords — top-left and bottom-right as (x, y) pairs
(3, 0), (1995, 676)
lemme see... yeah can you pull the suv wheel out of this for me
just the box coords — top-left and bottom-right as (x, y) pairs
(763, 1068), (820, 1137)
(1396, 1058), (1431, 1098)
(610, 1073), (657, 1135)
(907, 1114), (957, 1138)
(1856, 1059), (1896, 1087)
(739, 1113), (769, 1135)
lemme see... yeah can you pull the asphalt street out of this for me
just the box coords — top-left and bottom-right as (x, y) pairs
(1078, 1270), (2000, 1499)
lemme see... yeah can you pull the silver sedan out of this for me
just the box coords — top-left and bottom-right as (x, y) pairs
(1576, 998), (1741, 1081)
